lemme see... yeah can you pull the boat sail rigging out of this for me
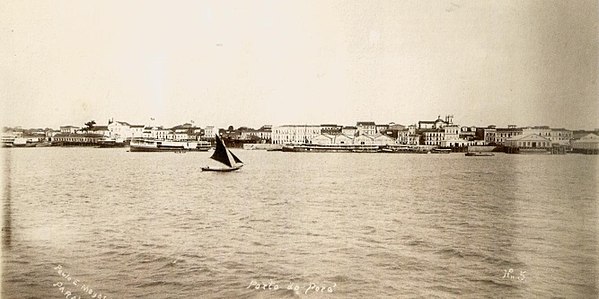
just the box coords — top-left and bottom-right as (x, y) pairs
(203, 134), (243, 171)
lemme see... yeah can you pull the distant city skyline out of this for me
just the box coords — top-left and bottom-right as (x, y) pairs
(3, 114), (598, 131)
(1, 1), (597, 130)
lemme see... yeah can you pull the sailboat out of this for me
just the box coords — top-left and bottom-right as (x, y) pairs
(201, 134), (243, 172)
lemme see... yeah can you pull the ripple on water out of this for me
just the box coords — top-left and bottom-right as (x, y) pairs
(2, 150), (597, 298)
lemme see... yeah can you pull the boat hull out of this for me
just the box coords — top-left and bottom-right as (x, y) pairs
(201, 165), (243, 172)
(129, 139), (210, 152)
(281, 144), (380, 153)
(465, 152), (495, 156)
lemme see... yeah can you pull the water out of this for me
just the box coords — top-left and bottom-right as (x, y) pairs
(2, 148), (597, 298)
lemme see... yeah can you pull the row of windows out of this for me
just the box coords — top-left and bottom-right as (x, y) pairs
(55, 138), (98, 142)
(515, 141), (550, 148)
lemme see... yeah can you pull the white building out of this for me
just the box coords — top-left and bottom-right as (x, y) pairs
(356, 122), (376, 136)
(174, 132), (189, 141)
(204, 126), (216, 139)
(550, 128), (572, 145)
(495, 126), (523, 145)
(484, 126), (497, 145)
(271, 125), (322, 145)
(505, 134), (552, 149)
(334, 134), (353, 144)
(422, 130), (444, 146)
(522, 126), (551, 139)
(131, 125), (144, 139)
(312, 134), (334, 145)
(108, 121), (131, 139)
(142, 127), (172, 140)
(354, 134), (374, 145)
(373, 134), (396, 145)
(444, 125), (459, 141)
(89, 126), (110, 137)
(572, 133), (599, 154)
(60, 126), (79, 134)
(440, 125), (466, 147)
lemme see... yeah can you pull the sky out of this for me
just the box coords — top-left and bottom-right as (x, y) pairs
(1, 0), (597, 130)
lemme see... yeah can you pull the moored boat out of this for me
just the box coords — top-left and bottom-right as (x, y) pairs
(281, 144), (380, 153)
(130, 139), (210, 152)
(97, 138), (127, 148)
(431, 148), (452, 154)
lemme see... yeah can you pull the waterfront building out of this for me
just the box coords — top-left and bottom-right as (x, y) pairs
(60, 126), (79, 134)
(459, 126), (477, 141)
(572, 133), (599, 154)
(444, 125), (459, 141)
(382, 123), (405, 140)
(203, 126), (216, 139)
(373, 134), (396, 145)
(334, 134), (353, 145)
(549, 128), (573, 145)
(342, 126), (357, 136)
(321, 124), (342, 135)
(354, 134), (374, 145)
(45, 129), (60, 140)
(356, 122), (376, 136)
(440, 125), (465, 147)
(397, 129), (410, 144)
(271, 125), (322, 145)
(174, 132), (189, 141)
(312, 134), (335, 145)
(522, 126), (551, 139)
(484, 126), (497, 145)
(51, 133), (103, 145)
(494, 125), (523, 145)
(442, 139), (471, 147)
(375, 124), (389, 134)
(397, 125), (420, 145)
(243, 125), (273, 142)
(256, 126), (272, 142)
(131, 125), (144, 139)
(505, 134), (552, 150)
(239, 125), (272, 142)
(89, 125), (110, 137)
(142, 127), (171, 140)
(107, 121), (134, 140)
(422, 129), (445, 146)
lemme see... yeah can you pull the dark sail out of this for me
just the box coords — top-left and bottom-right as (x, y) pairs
(210, 134), (232, 167)
(228, 149), (243, 164)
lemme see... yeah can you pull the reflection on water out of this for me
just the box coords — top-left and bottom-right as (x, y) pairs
(2, 149), (11, 249)
(1, 148), (597, 298)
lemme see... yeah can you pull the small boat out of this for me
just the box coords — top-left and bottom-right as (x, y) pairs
(431, 148), (452, 154)
(465, 152), (495, 156)
(201, 134), (243, 172)
(97, 138), (126, 148)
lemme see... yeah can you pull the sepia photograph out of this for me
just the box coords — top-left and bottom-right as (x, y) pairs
(1, 1), (597, 298)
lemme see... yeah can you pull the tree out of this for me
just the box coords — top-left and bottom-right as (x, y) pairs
(84, 120), (96, 131)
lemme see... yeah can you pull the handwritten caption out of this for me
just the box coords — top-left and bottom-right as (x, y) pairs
(247, 280), (336, 295)
(53, 265), (109, 299)
(502, 268), (526, 281)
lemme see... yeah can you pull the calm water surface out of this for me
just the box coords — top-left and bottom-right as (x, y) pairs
(2, 148), (597, 298)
